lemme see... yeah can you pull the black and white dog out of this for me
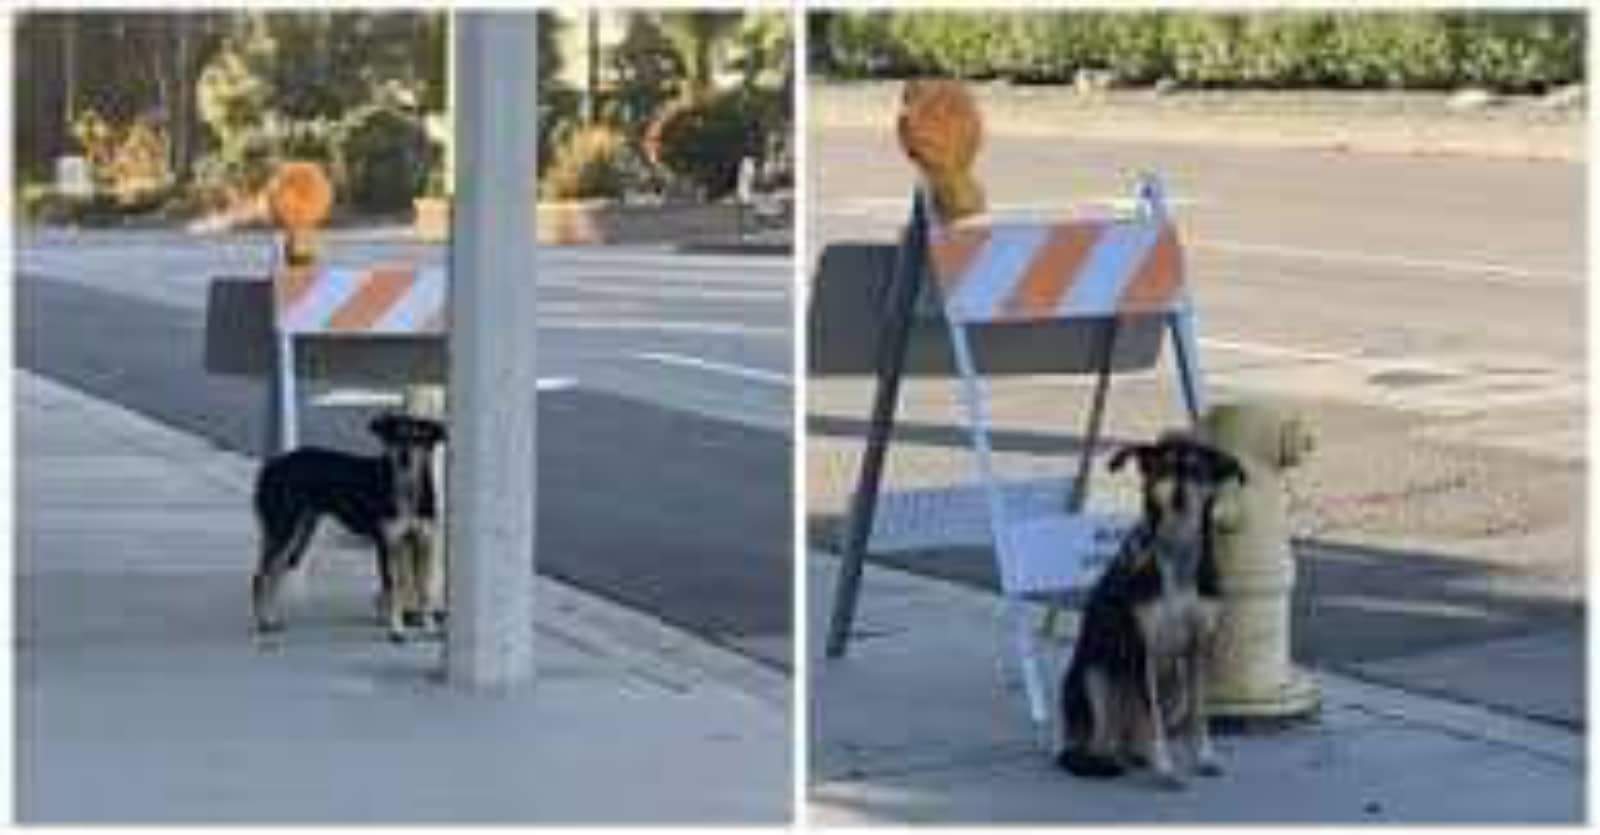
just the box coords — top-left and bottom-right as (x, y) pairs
(250, 413), (447, 642)
(1056, 431), (1245, 789)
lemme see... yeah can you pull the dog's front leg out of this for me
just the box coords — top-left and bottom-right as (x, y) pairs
(379, 535), (410, 643)
(1141, 657), (1184, 790)
(1188, 635), (1223, 776)
(413, 523), (444, 633)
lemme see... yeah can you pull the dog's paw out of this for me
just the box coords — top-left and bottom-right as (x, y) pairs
(255, 619), (285, 635)
(1196, 759), (1224, 778)
(1152, 771), (1188, 792)
(387, 629), (410, 645)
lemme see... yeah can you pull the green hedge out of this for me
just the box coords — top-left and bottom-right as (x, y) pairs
(813, 11), (1584, 91)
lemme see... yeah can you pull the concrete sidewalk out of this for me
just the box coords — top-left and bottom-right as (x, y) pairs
(807, 553), (1583, 824)
(14, 372), (790, 824)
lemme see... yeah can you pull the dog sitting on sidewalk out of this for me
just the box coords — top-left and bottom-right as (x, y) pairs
(1056, 431), (1245, 789)
(250, 413), (447, 643)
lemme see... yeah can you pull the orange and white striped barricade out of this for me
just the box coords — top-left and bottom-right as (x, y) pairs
(824, 174), (1205, 726)
(268, 262), (447, 452)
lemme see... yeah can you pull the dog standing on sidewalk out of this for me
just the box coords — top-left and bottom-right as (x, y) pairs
(1055, 431), (1245, 789)
(250, 413), (447, 642)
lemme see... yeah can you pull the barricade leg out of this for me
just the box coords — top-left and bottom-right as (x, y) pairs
(825, 192), (931, 659)
(1170, 308), (1206, 423)
(1004, 597), (1050, 725)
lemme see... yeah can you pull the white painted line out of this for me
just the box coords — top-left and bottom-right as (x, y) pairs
(1196, 238), (1578, 286)
(548, 279), (785, 302)
(545, 267), (789, 287)
(543, 319), (788, 338)
(1200, 336), (1379, 366)
(537, 250), (787, 271)
(310, 378), (577, 407)
(633, 351), (791, 387)
(536, 377), (580, 392)
(311, 389), (406, 408)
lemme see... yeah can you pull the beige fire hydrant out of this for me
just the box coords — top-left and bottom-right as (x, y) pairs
(1200, 401), (1320, 722)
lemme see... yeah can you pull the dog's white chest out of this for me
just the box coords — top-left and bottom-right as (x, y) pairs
(1145, 590), (1201, 654)
(1143, 560), (1215, 657)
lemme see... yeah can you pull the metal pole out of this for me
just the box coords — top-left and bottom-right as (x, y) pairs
(445, 11), (538, 689)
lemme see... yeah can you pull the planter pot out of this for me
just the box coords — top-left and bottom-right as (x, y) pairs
(412, 196), (749, 247)
(413, 196), (451, 242)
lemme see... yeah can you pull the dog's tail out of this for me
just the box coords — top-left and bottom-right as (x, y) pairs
(1055, 748), (1126, 778)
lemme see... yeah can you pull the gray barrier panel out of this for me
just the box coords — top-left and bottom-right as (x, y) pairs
(205, 278), (446, 385)
(807, 242), (1166, 378)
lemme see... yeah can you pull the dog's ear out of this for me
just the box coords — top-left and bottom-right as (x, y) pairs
(1108, 444), (1147, 474)
(368, 414), (399, 443)
(1203, 447), (1247, 485)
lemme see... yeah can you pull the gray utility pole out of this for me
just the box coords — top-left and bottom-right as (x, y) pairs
(446, 12), (538, 689)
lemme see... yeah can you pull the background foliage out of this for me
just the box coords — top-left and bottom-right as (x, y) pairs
(811, 10), (1584, 92)
(17, 9), (792, 223)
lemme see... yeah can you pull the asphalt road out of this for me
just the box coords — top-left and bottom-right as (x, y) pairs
(15, 228), (794, 668)
(806, 127), (1585, 722)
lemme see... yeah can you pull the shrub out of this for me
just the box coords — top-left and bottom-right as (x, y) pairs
(1229, 13), (1332, 88)
(1319, 12), (1454, 88)
(541, 125), (631, 201)
(652, 87), (784, 200)
(886, 12), (1008, 79)
(67, 110), (173, 203)
(1452, 12), (1584, 92)
(338, 105), (435, 213)
(1165, 14), (1241, 86)
(816, 12), (904, 77)
(813, 10), (1585, 92)
(538, 83), (581, 177)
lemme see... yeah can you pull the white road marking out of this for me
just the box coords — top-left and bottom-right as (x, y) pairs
(1201, 336), (1391, 366)
(309, 377), (577, 407)
(632, 352), (791, 387)
(545, 266), (789, 287)
(1195, 239), (1578, 287)
(543, 319), (788, 338)
(535, 377), (580, 392)
(545, 278), (785, 301)
(538, 249), (789, 272)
